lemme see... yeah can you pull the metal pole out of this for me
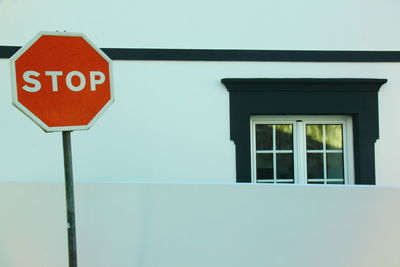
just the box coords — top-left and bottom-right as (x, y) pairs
(62, 131), (78, 267)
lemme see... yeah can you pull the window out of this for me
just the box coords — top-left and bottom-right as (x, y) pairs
(251, 116), (354, 184)
(221, 78), (387, 185)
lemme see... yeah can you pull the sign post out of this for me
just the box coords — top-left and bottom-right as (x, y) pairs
(10, 32), (114, 267)
(63, 131), (78, 267)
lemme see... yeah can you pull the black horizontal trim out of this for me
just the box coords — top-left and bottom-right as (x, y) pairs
(2, 45), (400, 62)
(0, 46), (19, 58)
(221, 78), (388, 92)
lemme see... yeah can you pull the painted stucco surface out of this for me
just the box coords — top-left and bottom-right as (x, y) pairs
(1, 182), (399, 267)
(1, 59), (399, 185)
(1, 0), (400, 50)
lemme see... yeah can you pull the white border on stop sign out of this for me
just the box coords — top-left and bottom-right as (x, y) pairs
(9, 31), (115, 133)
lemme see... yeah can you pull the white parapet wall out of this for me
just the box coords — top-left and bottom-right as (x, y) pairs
(1, 182), (399, 267)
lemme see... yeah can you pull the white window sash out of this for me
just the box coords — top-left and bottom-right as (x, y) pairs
(251, 115), (354, 185)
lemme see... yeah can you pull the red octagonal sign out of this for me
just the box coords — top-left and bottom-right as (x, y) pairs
(10, 32), (114, 132)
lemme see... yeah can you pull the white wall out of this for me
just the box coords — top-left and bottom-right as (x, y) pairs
(1, 0), (400, 185)
(1, 58), (400, 185)
(1, 182), (400, 267)
(1, 0), (400, 50)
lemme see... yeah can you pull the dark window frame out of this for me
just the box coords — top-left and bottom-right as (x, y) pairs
(222, 78), (387, 185)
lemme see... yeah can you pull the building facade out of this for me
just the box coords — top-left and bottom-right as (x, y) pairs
(1, 0), (400, 266)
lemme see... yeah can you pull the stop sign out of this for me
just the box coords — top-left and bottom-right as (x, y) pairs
(10, 32), (114, 132)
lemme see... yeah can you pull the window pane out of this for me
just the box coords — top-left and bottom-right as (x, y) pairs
(256, 125), (272, 150)
(256, 153), (273, 179)
(326, 125), (343, 150)
(306, 125), (323, 150)
(308, 181), (324, 184)
(276, 153), (293, 179)
(276, 124), (293, 150)
(327, 153), (344, 178)
(307, 153), (324, 179)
